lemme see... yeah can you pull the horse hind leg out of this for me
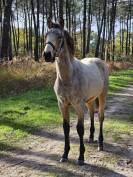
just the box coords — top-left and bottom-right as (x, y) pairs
(86, 102), (95, 143)
(98, 92), (106, 151)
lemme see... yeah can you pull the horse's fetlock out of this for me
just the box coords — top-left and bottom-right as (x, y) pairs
(98, 145), (103, 151)
(78, 154), (84, 161)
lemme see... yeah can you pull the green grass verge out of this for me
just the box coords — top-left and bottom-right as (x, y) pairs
(0, 69), (133, 144)
(0, 87), (61, 143)
(109, 69), (133, 94)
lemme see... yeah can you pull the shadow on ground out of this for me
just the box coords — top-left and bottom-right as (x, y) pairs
(0, 142), (127, 177)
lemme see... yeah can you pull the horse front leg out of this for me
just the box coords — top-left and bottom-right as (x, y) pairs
(75, 105), (85, 165)
(58, 102), (70, 162)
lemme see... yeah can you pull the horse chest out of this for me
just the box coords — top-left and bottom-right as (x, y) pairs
(54, 81), (81, 104)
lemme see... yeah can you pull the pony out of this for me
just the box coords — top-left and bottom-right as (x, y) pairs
(43, 18), (109, 165)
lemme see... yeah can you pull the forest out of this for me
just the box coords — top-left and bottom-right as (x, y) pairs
(0, 0), (133, 61)
(0, 1), (133, 176)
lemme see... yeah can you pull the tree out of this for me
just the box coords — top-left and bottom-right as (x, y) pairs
(86, 0), (92, 54)
(31, 0), (40, 61)
(95, 0), (106, 58)
(0, 0), (132, 61)
(83, 0), (87, 58)
(59, 0), (64, 18)
(0, 0), (13, 60)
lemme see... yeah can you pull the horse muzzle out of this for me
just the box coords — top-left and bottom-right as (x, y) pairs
(43, 51), (55, 63)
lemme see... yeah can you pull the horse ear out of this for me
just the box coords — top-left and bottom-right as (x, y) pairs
(59, 17), (64, 29)
(47, 17), (53, 29)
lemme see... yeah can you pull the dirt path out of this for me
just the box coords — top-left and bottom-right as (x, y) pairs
(0, 84), (133, 177)
(105, 83), (133, 118)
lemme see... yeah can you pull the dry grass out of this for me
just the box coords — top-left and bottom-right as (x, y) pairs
(107, 61), (133, 73)
(0, 58), (56, 97)
(0, 57), (132, 97)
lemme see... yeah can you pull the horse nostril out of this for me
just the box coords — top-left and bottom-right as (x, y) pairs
(44, 51), (51, 60)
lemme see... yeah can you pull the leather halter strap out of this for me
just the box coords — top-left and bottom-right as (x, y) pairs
(45, 39), (64, 53)
(45, 41), (56, 50)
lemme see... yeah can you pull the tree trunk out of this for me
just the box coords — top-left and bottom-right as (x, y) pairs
(128, 0), (131, 55)
(95, 0), (106, 57)
(59, 0), (63, 18)
(31, 0), (40, 61)
(0, 0), (13, 60)
(101, 0), (107, 59)
(112, 0), (117, 61)
(50, 0), (52, 18)
(86, 0), (92, 54)
(83, 0), (87, 58)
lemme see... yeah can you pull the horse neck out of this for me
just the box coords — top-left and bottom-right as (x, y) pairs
(55, 39), (73, 83)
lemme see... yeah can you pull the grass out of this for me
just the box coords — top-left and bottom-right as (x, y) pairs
(0, 87), (61, 143)
(109, 69), (133, 94)
(104, 118), (133, 134)
(107, 69), (133, 142)
(0, 68), (133, 145)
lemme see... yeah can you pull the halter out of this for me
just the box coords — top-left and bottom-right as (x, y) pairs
(45, 32), (64, 55)
(45, 41), (56, 50)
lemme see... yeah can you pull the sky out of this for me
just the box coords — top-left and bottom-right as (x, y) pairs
(13, 13), (122, 35)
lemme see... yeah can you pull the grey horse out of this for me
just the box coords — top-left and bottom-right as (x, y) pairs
(43, 18), (109, 165)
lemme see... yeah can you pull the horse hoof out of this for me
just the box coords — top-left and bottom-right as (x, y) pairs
(77, 160), (85, 166)
(98, 146), (103, 151)
(88, 139), (94, 143)
(60, 158), (68, 163)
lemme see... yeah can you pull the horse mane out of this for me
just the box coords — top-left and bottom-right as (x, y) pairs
(64, 30), (75, 56)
